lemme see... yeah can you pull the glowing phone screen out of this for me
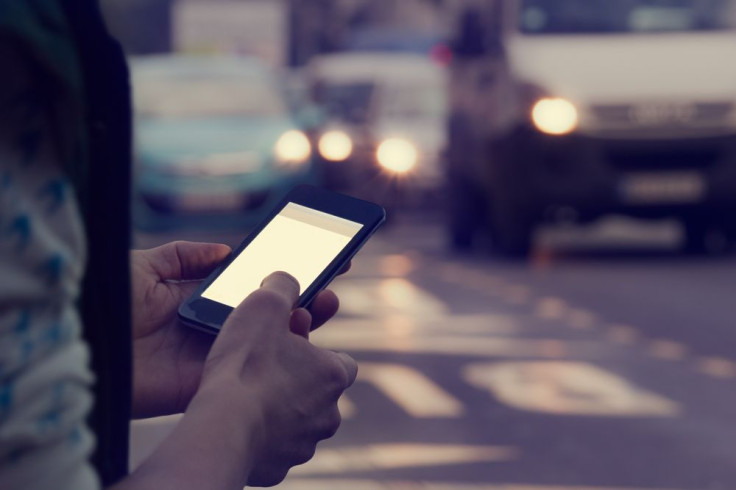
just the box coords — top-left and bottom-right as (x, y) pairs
(202, 202), (363, 308)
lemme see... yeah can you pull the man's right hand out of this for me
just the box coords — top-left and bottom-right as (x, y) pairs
(195, 271), (358, 487)
(117, 272), (357, 490)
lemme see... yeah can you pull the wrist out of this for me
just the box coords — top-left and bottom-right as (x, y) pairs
(128, 384), (263, 490)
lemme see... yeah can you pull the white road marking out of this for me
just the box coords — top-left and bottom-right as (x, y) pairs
(334, 278), (448, 320)
(289, 443), (518, 476)
(605, 324), (640, 345)
(648, 340), (688, 361)
(502, 285), (531, 305)
(313, 321), (601, 358)
(696, 357), (736, 379)
(567, 309), (598, 330)
(278, 480), (686, 490)
(463, 361), (680, 417)
(358, 363), (463, 418)
(379, 254), (415, 277)
(534, 297), (568, 320)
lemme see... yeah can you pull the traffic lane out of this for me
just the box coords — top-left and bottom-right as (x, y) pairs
(372, 213), (736, 363)
(283, 256), (736, 490)
(134, 214), (736, 372)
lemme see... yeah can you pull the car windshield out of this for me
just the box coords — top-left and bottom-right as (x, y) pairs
(377, 84), (446, 120)
(134, 76), (286, 119)
(316, 82), (376, 124)
(519, 0), (736, 34)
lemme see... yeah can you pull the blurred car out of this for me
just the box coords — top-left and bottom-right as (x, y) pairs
(131, 55), (315, 229)
(306, 52), (448, 206)
(447, 0), (736, 256)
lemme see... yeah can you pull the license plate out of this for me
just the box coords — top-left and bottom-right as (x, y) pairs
(172, 193), (247, 211)
(619, 172), (706, 204)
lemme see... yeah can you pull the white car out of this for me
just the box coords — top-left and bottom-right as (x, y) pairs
(306, 53), (448, 198)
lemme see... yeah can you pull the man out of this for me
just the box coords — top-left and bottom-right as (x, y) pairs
(0, 1), (356, 488)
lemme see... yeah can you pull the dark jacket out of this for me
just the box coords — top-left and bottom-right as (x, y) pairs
(60, 1), (133, 485)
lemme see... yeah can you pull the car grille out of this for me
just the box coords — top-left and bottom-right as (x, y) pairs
(592, 102), (734, 127)
(605, 147), (721, 171)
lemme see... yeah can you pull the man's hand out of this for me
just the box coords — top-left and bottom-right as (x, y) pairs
(131, 241), (344, 418)
(198, 272), (358, 487)
(119, 272), (358, 490)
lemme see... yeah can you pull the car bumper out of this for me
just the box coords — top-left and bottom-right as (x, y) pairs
(501, 128), (736, 220)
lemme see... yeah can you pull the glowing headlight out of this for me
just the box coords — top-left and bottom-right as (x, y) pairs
(376, 138), (418, 174)
(318, 131), (353, 162)
(274, 130), (311, 165)
(531, 98), (579, 136)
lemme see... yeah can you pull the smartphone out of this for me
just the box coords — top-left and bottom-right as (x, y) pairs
(178, 185), (386, 334)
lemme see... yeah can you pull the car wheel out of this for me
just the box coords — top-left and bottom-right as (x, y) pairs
(447, 175), (485, 251)
(682, 217), (731, 255)
(490, 197), (535, 258)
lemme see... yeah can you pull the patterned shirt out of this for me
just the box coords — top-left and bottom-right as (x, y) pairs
(0, 17), (99, 490)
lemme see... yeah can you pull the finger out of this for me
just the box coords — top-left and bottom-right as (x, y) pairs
(146, 241), (231, 281)
(259, 271), (301, 308)
(213, 272), (300, 357)
(308, 289), (340, 331)
(333, 351), (358, 387)
(290, 308), (312, 340)
(338, 260), (352, 276)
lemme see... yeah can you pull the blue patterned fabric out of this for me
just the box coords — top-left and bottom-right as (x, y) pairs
(0, 2), (99, 489)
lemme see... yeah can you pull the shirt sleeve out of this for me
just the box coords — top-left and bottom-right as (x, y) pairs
(0, 41), (100, 490)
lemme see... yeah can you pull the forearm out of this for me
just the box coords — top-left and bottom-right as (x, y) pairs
(111, 390), (260, 490)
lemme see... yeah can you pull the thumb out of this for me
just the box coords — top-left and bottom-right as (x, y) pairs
(148, 241), (231, 281)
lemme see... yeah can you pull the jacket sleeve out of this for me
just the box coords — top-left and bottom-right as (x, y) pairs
(0, 40), (100, 490)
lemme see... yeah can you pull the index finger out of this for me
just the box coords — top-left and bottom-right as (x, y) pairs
(259, 271), (301, 308)
(218, 271), (301, 347)
(334, 351), (358, 387)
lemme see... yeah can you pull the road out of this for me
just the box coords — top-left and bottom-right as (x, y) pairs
(132, 212), (736, 490)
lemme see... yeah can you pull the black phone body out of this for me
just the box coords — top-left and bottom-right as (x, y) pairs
(178, 185), (386, 334)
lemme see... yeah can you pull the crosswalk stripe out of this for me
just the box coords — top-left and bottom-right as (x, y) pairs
(463, 361), (680, 417)
(358, 363), (463, 418)
(313, 323), (600, 358)
(289, 443), (518, 476)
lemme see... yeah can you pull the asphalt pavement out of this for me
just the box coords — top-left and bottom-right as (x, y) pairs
(132, 211), (736, 490)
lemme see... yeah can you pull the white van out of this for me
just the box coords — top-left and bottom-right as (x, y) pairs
(447, 0), (736, 255)
(306, 52), (448, 202)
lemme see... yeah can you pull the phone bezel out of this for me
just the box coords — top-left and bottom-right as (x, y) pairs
(177, 185), (386, 334)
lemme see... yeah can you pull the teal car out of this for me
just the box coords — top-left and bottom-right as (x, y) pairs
(131, 55), (316, 229)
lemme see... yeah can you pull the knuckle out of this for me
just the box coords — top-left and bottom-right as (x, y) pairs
(293, 443), (318, 466)
(321, 356), (350, 390)
(246, 288), (290, 311)
(321, 407), (342, 440)
(249, 466), (289, 487)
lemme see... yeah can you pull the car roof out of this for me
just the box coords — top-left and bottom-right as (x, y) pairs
(307, 53), (446, 85)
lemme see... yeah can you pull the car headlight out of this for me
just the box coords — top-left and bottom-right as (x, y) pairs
(376, 138), (418, 174)
(318, 130), (353, 162)
(274, 130), (311, 166)
(531, 97), (579, 136)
